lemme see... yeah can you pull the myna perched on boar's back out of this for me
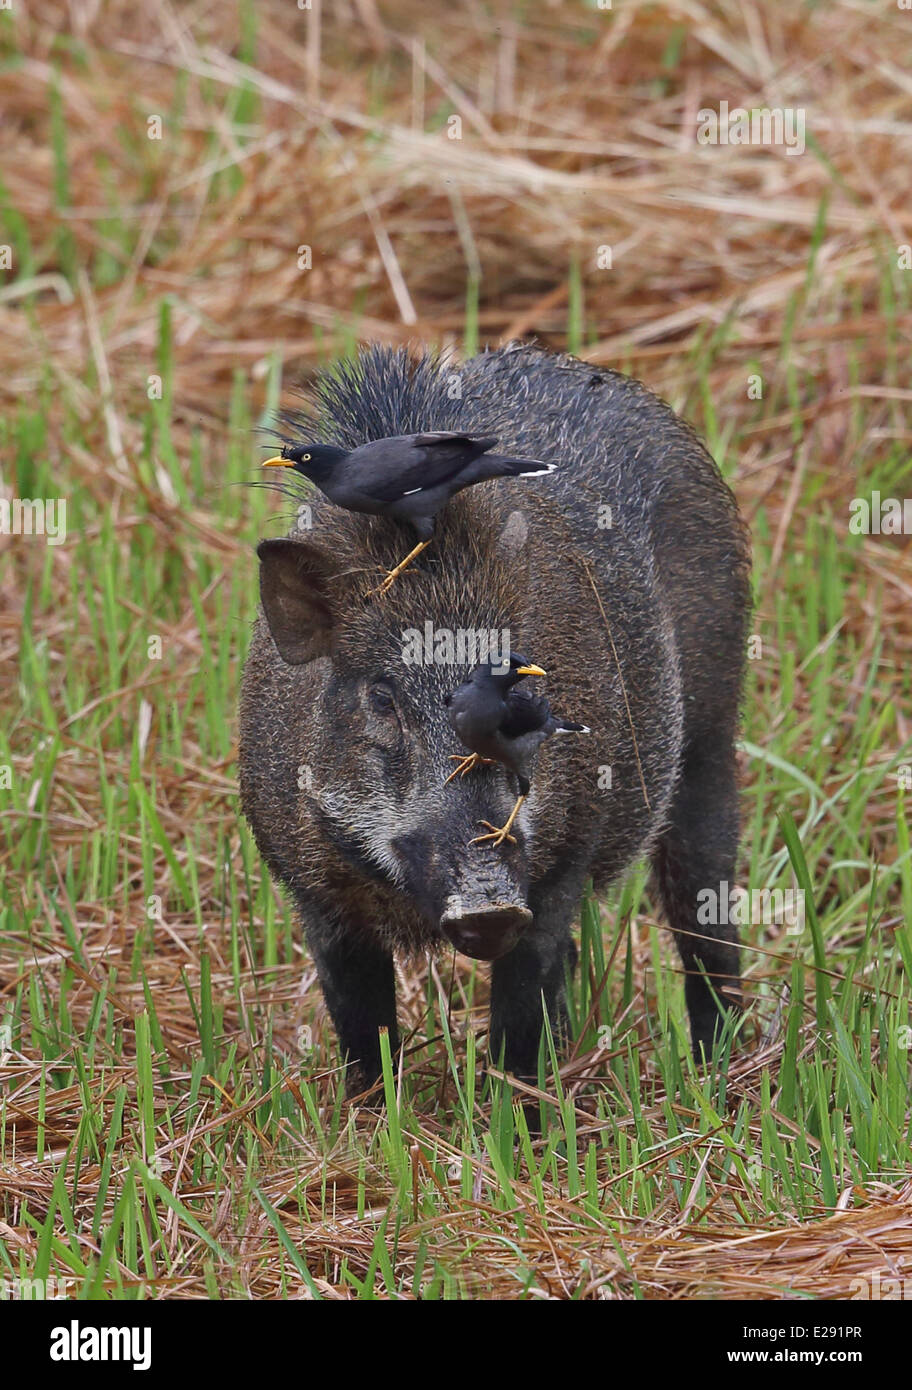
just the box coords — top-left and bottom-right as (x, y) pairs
(445, 653), (590, 848)
(262, 431), (555, 593)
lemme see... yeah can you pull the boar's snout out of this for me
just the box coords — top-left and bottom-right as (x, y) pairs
(440, 903), (533, 961)
(392, 823), (532, 961)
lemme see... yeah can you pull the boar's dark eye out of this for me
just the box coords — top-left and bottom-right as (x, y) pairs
(368, 684), (396, 715)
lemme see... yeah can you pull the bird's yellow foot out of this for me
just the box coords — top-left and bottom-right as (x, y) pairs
(471, 795), (525, 849)
(444, 753), (495, 785)
(470, 819), (517, 848)
(369, 568), (402, 598)
(365, 540), (432, 597)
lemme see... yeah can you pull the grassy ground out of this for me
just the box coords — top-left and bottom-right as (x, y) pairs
(1, 1), (911, 1299)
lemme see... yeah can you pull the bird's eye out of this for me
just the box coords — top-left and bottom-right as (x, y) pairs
(369, 684), (396, 715)
(300, 452), (311, 462)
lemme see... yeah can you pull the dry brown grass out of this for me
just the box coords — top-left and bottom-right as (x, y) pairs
(2, 0), (911, 1300)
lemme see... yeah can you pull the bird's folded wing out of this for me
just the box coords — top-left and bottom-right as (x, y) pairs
(346, 435), (497, 502)
(413, 431), (497, 445)
(500, 689), (550, 738)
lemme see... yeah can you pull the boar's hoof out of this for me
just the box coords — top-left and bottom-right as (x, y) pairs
(441, 904), (532, 961)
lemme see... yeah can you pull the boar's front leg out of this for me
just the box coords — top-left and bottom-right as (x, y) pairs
(489, 917), (574, 1084)
(299, 905), (399, 1097)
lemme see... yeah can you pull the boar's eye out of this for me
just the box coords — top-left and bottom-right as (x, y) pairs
(368, 683), (396, 715)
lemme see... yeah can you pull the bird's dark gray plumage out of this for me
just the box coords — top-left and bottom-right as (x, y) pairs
(262, 432), (555, 592)
(445, 653), (589, 846)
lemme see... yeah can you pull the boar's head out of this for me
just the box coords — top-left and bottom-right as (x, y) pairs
(254, 525), (536, 962)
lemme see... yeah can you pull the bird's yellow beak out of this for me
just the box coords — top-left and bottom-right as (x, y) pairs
(516, 664), (546, 677)
(261, 455), (292, 468)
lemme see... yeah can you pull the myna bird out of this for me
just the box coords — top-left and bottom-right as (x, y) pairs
(444, 653), (590, 848)
(261, 432), (555, 594)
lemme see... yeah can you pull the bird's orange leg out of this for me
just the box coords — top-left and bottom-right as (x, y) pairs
(471, 795), (525, 849)
(366, 540), (432, 597)
(443, 753), (496, 785)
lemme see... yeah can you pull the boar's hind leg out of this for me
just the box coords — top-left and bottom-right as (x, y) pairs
(303, 916), (399, 1097)
(652, 744), (743, 1057)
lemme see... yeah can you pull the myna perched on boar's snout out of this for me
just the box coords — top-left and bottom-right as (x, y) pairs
(262, 432), (555, 593)
(444, 653), (590, 848)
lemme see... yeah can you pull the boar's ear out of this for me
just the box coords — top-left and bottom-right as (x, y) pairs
(256, 538), (337, 665)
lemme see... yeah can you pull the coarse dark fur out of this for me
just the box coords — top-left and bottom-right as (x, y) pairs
(239, 342), (752, 1093)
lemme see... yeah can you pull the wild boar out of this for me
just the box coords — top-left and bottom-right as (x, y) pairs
(238, 343), (751, 1093)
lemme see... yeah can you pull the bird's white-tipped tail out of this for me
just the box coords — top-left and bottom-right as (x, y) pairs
(519, 461), (558, 477)
(554, 722), (590, 734)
